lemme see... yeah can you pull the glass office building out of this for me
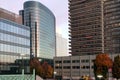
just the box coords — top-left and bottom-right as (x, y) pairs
(21, 1), (56, 59)
(0, 18), (30, 64)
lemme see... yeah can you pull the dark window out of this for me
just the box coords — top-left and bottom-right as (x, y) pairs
(55, 61), (62, 63)
(63, 66), (70, 69)
(86, 60), (89, 62)
(72, 60), (80, 63)
(86, 66), (90, 69)
(72, 66), (80, 69)
(63, 60), (70, 63)
(55, 66), (62, 69)
(92, 59), (95, 62)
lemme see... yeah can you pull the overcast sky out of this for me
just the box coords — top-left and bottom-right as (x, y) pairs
(0, 0), (69, 39)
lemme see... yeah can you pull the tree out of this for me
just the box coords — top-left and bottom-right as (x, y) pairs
(42, 61), (53, 79)
(112, 55), (120, 80)
(30, 58), (43, 76)
(30, 58), (53, 79)
(94, 53), (113, 80)
(30, 58), (40, 68)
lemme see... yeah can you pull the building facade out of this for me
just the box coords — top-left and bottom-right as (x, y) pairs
(69, 0), (103, 55)
(54, 55), (95, 80)
(0, 8), (22, 24)
(67, 0), (120, 79)
(20, 1), (56, 59)
(54, 54), (117, 80)
(69, 0), (120, 56)
(104, 0), (120, 55)
(56, 33), (68, 56)
(0, 18), (30, 73)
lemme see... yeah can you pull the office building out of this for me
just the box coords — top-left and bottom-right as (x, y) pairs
(20, 1), (56, 59)
(0, 8), (30, 73)
(56, 33), (68, 56)
(69, 0), (120, 56)
(54, 54), (118, 80)
(54, 55), (95, 80)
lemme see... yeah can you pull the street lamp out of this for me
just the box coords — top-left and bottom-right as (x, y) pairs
(57, 64), (60, 75)
(0, 64), (1, 74)
(21, 54), (25, 70)
(54, 71), (57, 79)
(97, 74), (103, 80)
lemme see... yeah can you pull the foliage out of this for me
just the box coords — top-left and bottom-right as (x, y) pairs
(95, 53), (112, 68)
(42, 61), (53, 78)
(94, 53), (113, 80)
(30, 58), (53, 79)
(112, 55), (120, 80)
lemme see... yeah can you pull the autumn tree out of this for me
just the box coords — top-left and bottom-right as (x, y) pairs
(94, 53), (113, 80)
(112, 55), (120, 80)
(30, 58), (40, 69)
(30, 58), (53, 79)
(42, 61), (53, 79)
(30, 58), (43, 76)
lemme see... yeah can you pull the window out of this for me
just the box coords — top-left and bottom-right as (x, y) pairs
(72, 66), (80, 69)
(63, 66), (70, 69)
(55, 61), (62, 63)
(63, 60), (70, 63)
(72, 60), (80, 63)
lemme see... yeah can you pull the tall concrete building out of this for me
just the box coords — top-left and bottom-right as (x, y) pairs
(69, 0), (103, 55)
(56, 33), (67, 56)
(69, 0), (120, 56)
(20, 1), (56, 59)
(104, 0), (120, 55)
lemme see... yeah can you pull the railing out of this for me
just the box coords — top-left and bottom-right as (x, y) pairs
(0, 69), (35, 80)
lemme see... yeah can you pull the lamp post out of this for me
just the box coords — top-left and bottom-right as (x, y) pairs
(108, 68), (112, 80)
(57, 64), (60, 75)
(54, 71), (57, 79)
(56, 63), (61, 80)
(21, 54), (25, 70)
(0, 64), (2, 74)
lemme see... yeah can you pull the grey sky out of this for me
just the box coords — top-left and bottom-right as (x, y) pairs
(0, 0), (69, 39)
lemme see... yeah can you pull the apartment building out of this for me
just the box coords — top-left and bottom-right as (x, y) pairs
(69, 0), (120, 56)
(69, 0), (103, 55)
(104, 0), (120, 55)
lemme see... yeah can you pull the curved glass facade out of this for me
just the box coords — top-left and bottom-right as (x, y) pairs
(24, 1), (56, 59)
(0, 19), (30, 63)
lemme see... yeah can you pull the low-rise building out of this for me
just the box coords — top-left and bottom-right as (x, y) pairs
(54, 54), (118, 80)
